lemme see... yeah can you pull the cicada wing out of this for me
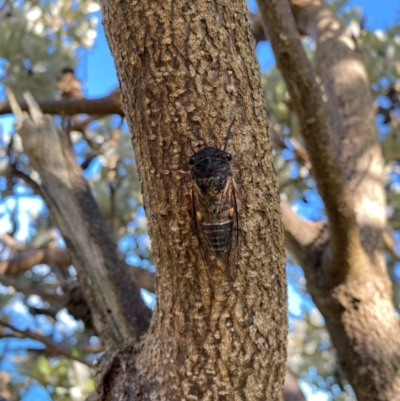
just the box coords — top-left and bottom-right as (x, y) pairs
(191, 177), (240, 282)
(191, 184), (215, 266)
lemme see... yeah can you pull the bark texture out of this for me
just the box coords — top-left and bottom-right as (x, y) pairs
(98, 0), (287, 399)
(257, 1), (400, 400)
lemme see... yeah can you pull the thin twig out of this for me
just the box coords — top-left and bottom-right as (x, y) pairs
(0, 233), (25, 250)
(0, 91), (123, 117)
(0, 274), (66, 304)
(0, 319), (93, 367)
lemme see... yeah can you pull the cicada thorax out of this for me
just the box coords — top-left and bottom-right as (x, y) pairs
(188, 146), (239, 276)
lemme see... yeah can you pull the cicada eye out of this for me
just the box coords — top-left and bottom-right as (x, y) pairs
(188, 156), (195, 166)
(226, 153), (232, 161)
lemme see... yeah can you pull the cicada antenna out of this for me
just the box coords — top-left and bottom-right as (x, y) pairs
(223, 116), (236, 152)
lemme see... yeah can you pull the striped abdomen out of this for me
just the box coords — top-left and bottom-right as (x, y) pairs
(200, 220), (233, 257)
(196, 199), (234, 258)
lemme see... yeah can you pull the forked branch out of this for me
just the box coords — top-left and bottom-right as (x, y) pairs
(281, 200), (325, 271)
(256, 0), (360, 284)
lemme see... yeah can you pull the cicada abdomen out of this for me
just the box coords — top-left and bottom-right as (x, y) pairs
(188, 126), (239, 279)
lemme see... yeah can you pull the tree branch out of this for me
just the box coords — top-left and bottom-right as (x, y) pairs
(281, 200), (325, 270)
(249, 13), (266, 43)
(273, 5), (400, 399)
(257, 0), (360, 284)
(283, 370), (307, 401)
(130, 266), (155, 293)
(289, 0), (385, 257)
(7, 89), (150, 348)
(0, 233), (25, 250)
(270, 125), (311, 171)
(26, 343), (103, 356)
(0, 89), (123, 117)
(98, 0), (288, 395)
(0, 247), (71, 275)
(0, 319), (92, 366)
(383, 228), (400, 262)
(0, 274), (66, 304)
(0, 245), (155, 293)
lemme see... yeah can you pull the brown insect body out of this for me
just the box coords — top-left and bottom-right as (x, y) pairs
(188, 145), (238, 276)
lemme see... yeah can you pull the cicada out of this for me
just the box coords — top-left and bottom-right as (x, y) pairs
(188, 121), (239, 279)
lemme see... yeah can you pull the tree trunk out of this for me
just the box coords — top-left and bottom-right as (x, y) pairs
(96, 0), (287, 399)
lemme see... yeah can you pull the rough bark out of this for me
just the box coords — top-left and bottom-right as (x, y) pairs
(97, 0), (287, 399)
(257, 1), (400, 400)
(8, 91), (151, 349)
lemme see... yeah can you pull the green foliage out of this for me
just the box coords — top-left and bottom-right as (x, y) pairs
(0, 0), (100, 98)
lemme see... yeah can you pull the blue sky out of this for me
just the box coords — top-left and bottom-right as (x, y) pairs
(81, 0), (399, 98)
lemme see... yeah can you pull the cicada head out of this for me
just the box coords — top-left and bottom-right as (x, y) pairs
(188, 147), (233, 196)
